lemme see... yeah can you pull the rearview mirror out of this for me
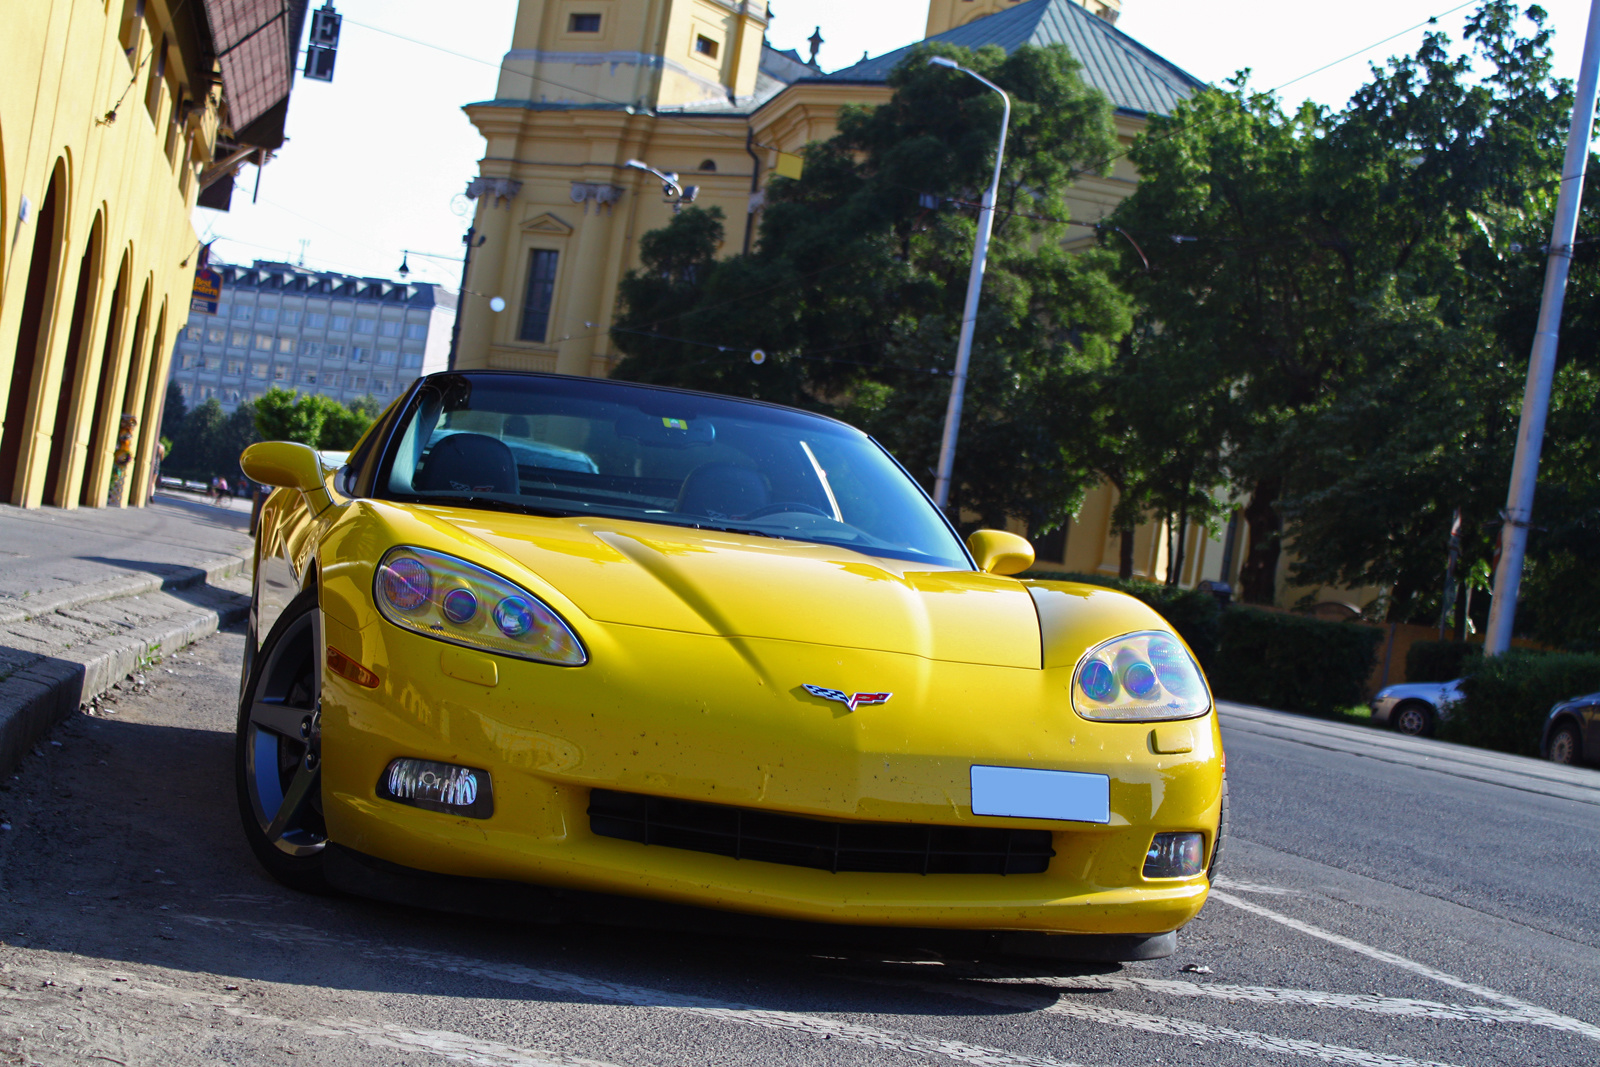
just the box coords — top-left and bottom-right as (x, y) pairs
(241, 441), (326, 493)
(967, 529), (1034, 576)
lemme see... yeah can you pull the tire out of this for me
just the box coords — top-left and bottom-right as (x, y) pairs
(235, 585), (329, 892)
(1548, 722), (1583, 766)
(1393, 701), (1434, 737)
(1208, 773), (1229, 880)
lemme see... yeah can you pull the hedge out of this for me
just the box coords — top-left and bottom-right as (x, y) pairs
(1020, 571), (1222, 670)
(1211, 607), (1383, 716)
(1440, 651), (1600, 756)
(1406, 639), (1481, 683)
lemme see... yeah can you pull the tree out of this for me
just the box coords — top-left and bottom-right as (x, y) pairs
(254, 387), (327, 446)
(612, 42), (1133, 532)
(1109, 1), (1579, 618)
(321, 393), (383, 450)
(160, 381), (187, 441)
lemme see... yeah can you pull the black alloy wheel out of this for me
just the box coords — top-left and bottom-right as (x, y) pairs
(1548, 723), (1583, 766)
(1393, 701), (1435, 738)
(235, 586), (329, 891)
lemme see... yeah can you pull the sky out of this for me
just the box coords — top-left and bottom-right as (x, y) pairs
(197, 0), (1598, 287)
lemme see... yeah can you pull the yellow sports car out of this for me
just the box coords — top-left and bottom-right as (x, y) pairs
(238, 370), (1224, 961)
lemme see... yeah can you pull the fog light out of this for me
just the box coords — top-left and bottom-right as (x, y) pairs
(378, 758), (493, 819)
(1144, 831), (1205, 878)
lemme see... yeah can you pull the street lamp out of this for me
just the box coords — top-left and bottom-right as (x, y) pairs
(625, 158), (699, 212)
(926, 55), (1010, 512)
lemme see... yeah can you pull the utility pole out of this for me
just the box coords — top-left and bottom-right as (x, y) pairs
(927, 56), (1010, 513)
(1483, 0), (1600, 654)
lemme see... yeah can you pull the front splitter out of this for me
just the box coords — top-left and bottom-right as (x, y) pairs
(323, 843), (1178, 965)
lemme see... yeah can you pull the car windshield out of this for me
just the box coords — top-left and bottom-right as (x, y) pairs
(377, 373), (970, 569)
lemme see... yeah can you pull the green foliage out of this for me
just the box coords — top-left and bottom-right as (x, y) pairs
(319, 394), (378, 451)
(1212, 608), (1383, 716)
(160, 381), (187, 440)
(612, 42), (1132, 533)
(1443, 651), (1600, 756)
(251, 387), (375, 450)
(1406, 639), (1481, 683)
(164, 398), (261, 481)
(1110, 1), (1590, 619)
(254, 387), (329, 446)
(1021, 570), (1222, 670)
(1515, 369), (1600, 650)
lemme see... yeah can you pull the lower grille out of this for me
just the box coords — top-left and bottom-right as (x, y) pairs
(587, 789), (1053, 875)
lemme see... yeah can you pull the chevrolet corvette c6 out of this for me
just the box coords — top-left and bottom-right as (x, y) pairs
(236, 370), (1225, 961)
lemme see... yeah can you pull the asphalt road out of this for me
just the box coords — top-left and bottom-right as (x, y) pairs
(0, 626), (1595, 1067)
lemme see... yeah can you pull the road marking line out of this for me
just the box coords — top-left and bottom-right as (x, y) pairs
(1212, 877), (1299, 896)
(1211, 890), (1600, 1043)
(300, 1016), (621, 1067)
(0, 963), (622, 1067)
(857, 975), (1465, 1067)
(984, 973), (1543, 1025)
(183, 916), (1094, 1067)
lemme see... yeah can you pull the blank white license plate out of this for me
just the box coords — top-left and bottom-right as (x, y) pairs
(970, 765), (1110, 823)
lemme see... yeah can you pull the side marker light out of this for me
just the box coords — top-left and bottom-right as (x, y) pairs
(327, 646), (380, 688)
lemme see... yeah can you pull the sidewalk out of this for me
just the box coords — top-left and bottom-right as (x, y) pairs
(0, 492), (255, 771)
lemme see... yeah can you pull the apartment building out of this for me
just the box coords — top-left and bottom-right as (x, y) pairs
(169, 260), (456, 412)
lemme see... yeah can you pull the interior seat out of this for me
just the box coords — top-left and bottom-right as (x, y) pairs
(676, 462), (769, 518)
(417, 433), (518, 494)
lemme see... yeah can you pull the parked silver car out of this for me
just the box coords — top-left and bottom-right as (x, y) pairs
(1541, 692), (1600, 765)
(1371, 679), (1464, 737)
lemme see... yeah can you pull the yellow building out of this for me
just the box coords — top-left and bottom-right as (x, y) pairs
(453, 0), (1310, 599)
(0, 0), (303, 509)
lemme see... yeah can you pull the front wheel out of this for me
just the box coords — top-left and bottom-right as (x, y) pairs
(1548, 723), (1583, 765)
(1393, 701), (1434, 737)
(235, 586), (329, 892)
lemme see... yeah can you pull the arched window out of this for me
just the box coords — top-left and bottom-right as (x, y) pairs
(699, 159), (717, 173)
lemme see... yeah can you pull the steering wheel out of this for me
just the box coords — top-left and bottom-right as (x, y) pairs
(743, 501), (832, 519)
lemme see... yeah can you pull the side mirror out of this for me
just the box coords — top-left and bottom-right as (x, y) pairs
(967, 529), (1034, 576)
(241, 441), (326, 493)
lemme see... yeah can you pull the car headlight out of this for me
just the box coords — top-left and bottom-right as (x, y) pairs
(1072, 630), (1210, 722)
(374, 546), (586, 665)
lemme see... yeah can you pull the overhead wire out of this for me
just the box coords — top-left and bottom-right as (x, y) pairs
(340, 17), (761, 147)
(330, 2), (1523, 355)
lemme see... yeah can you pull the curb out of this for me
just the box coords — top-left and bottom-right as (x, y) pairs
(0, 585), (250, 774)
(0, 553), (250, 628)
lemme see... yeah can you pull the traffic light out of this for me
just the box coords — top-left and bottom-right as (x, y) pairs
(305, 3), (341, 82)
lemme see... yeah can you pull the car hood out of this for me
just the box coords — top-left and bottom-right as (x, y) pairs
(423, 510), (1049, 669)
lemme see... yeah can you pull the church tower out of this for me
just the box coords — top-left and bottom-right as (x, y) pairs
(458, 1), (775, 379)
(925, 0), (1121, 36)
(494, 0), (770, 111)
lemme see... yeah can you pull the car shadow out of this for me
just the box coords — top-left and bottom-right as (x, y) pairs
(0, 661), (1121, 1021)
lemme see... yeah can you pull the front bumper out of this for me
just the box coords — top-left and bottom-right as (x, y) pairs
(323, 844), (1180, 961)
(318, 615), (1223, 937)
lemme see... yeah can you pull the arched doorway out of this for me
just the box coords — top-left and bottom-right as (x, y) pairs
(0, 167), (67, 504)
(43, 212), (104, 506)
(106, 279), (151, 507)
(129, 301), (167, 506)
(81, 251), (131, 505)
